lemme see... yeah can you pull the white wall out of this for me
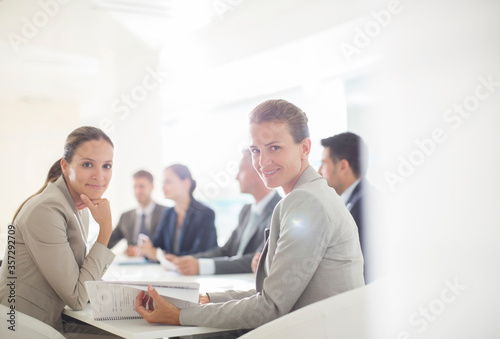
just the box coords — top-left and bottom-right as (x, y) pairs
(0, 0), (368, 233)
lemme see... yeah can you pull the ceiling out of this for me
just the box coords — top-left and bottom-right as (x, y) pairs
(0, 0), (374, 111)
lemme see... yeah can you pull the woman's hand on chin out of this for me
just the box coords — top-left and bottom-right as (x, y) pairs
(80, 194), (112, 246)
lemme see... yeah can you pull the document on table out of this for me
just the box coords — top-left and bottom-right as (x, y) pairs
(85, 280), (199, 320)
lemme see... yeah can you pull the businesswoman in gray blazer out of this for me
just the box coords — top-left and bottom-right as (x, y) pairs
(0, 126), (116, 336)
(135, 99), (365, 331)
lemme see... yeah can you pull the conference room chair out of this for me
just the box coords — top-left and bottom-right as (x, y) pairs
(0, 303), (65, 339)
(240, 281), (386, 339)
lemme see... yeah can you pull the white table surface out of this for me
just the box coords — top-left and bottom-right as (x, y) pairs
(63, 254), (256, 339)
(63, 304), (237, 339)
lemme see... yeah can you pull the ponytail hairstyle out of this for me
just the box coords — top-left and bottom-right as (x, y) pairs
(12, 126), (113, 222)
(166, 164), (197, 197)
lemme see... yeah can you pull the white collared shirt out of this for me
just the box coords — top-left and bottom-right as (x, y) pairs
(251, 190), (278, 216)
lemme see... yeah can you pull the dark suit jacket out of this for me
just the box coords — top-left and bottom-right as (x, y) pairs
(346, 180), (364, 251)
(152, 199), (218, 256)
(108, 203), (166, 249)
(346, 179), (375, 282)
(194, 192), (281, 274)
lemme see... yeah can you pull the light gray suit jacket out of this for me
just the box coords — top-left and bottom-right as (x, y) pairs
(194, 192), (281, 274)
(0, 176), (115, 332)
(107, 203), (166, 249)
(179, 166), (364, 329)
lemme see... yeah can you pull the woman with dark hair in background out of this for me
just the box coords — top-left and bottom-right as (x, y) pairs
(142, 164), (217, 259)
(0, 126), (116, 336)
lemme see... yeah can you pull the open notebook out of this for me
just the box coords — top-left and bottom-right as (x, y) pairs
(85, 281), (199, 321)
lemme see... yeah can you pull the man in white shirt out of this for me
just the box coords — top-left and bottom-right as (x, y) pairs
(167, 150), (281, 275)
(108, 170), (166, 256)
(319, 132), (373, 281)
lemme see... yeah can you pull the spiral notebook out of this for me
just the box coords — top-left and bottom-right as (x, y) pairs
(85, 280), (199, 321)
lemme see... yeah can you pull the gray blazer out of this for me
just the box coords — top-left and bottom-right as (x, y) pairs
(179, 166), (365, 329)
(0, 176), (115, 332)
(194, 192), (281, 274)
(107, 203), (166, 249)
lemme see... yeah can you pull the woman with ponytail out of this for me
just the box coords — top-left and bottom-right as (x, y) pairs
(0, 126), (116, 336)
(142, 164), (218, 259)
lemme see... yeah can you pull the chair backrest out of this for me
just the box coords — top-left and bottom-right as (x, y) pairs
(0, 303), (65, 339)
(240, 281), (386, 339)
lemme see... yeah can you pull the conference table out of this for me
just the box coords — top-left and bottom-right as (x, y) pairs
(63, 255), (255, 339)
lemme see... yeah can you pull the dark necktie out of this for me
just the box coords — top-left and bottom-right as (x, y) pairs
(139, 213), (148, 237)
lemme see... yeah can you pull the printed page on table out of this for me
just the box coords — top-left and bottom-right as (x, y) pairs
(86, 282), (141, 320)
(123, 281), (199, 307)
(85, 281), (200, 320)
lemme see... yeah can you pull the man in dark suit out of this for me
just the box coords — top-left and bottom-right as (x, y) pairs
(167, 150), (281, 275)
(319, 132), (374, 282)
(108, 170), (166, 256)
